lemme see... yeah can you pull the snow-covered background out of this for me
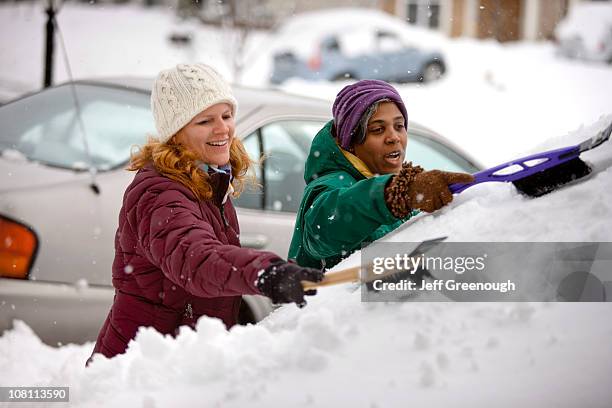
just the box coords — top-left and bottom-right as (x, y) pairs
(1, 3), (612, 407)
(2, 3), (612, 165)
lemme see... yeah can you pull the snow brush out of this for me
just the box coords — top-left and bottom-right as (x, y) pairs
(449, 121), (612, 197)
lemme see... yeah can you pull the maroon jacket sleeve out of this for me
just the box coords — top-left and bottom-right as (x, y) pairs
(134, 187), (279, 298)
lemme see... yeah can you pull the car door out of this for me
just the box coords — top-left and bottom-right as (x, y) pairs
(234, 119), (326, 258)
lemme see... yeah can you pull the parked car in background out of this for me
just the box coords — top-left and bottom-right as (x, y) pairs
(271, 29), (445, 84)
(555, 2), (612, 64)
(269, 8), (447, 85)
(0, 78), (481, 346)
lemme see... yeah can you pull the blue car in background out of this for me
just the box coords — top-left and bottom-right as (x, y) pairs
(270, 29), (446, 84)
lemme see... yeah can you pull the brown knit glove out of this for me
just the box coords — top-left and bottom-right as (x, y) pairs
(385, 163), (474, 216)
(384, 162), (424, 217)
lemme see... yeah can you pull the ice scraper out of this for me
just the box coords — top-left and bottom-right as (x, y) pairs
(449, 120), (612, 197)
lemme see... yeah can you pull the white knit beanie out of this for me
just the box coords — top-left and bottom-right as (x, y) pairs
(150, 63), (238, 143)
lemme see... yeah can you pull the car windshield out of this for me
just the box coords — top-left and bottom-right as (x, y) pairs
(0, 83), (153, 171)
(406, 133), (480, 173)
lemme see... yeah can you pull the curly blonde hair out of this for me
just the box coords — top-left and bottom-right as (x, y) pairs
(128, 135), (254, 201)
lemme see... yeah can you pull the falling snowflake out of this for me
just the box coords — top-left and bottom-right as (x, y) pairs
(74, 279), (89, 290)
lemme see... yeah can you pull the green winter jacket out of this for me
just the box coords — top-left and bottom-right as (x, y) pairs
(288, 120), (417, 269)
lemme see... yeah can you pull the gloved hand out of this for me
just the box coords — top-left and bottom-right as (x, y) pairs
(256, 261), (325, 308)
(385, 163), (474, 216)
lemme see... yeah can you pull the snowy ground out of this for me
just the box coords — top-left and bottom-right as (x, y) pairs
(1, 3), (612, 407)
(2, 301), (612, 408)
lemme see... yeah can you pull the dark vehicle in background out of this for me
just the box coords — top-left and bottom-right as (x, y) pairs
(271, 29), (445, 84)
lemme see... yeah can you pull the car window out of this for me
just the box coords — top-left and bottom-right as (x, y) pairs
(321, 37), (341, 53)
(234, 123), (477, 213)
(338, 30), (377, 57)
(406, 132), (479, 173)
(233, 120), (325, 213)
(234, 131), (264, 210)
(0, 84), (153, 170)
(376, 30), (405, 52)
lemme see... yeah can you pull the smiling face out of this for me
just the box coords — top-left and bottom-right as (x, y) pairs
(174, 103), (235, 166)
(353, 101), (407, 175)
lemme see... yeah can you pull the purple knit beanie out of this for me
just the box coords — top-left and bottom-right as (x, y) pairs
(332, 79), (408, 150)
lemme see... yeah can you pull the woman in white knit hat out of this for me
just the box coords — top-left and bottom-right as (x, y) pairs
(88, 63), (323, 362)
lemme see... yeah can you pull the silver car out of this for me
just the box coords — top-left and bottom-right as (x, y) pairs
(0, 78), (481, 346)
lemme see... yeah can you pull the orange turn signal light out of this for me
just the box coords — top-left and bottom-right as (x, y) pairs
(0, 216), (38, 279)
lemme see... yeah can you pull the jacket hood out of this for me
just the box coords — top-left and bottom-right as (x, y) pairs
(304, 120), (365, 183)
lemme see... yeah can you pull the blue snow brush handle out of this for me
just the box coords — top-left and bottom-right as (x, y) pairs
(448, 121), (612, 194)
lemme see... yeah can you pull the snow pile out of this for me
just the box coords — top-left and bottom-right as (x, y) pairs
(0, 321), (92, 389)
(2, 300), (612, 406)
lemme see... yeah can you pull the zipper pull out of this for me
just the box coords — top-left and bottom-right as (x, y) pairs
(184, 303), (193, 319)
(220, 205), (229, 228)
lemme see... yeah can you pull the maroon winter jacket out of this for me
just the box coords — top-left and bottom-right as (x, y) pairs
(90, 165), (279, 360)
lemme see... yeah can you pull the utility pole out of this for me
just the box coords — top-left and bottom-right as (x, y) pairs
(43, 0), (56, 88)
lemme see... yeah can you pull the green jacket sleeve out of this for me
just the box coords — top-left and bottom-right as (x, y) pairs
(301, 172), (399, 261)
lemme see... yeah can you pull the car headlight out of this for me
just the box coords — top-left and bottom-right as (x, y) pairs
(0, 215), (38, 279)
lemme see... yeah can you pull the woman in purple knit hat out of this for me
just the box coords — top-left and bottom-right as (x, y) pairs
(288, 80), (473, 269)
